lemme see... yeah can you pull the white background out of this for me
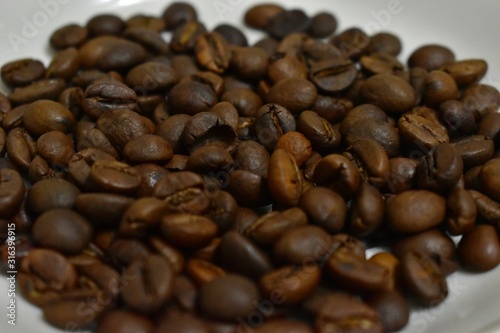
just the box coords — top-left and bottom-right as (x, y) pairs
(1, 0), (500, 332)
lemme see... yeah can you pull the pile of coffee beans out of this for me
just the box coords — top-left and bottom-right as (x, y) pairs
(1, 2), (500, 332)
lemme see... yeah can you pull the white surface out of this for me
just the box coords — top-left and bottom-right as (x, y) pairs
(1, 0), (500, 332)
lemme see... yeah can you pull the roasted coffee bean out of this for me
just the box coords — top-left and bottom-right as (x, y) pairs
(368, 32), (402, 56)
(149, 236), (185, 274)
(186, 145), (233, 174)
(297, 111), (340, 154)
(392, 229), (457, 276)
(195, 32), (232, 74)
(261, 264), (321, 305)
(266, 78), (317, 114)
(226, 169), (272, 207)
(36, 131), (75, 167)
(168, 81), (217, 116)
(461, 83), (500, 121)
(181, 112), (236, 152)
(313, 154), (360, 200)
(0, 169), (25, 218)
(300, 187), (346, 233)
(183, 71), (225, 98)
(2, 104), (27, 131)
(75, 193), (133, 227)
(346, 120), (400, 159)
(5, 128), (37, 172)
(120, 197), (167, 237)
(162, 2), (198, 30)
(86, 14), (124, 36)
(307, 12), (337, 38)
(156, 114), (191, 153)
(28, 154), (65, 182)
(254, 320), (313, 333)
(186, 259), (226, 286)
(126, 14), (165, 32)
(165, 154), (189, 172)
(274, 225), (331, 265)
(333, 27), (371, 60)
(89, 160), (141, 194)
(71, 69), (116, 89)
(254, 36), (279, 56)
(386, 190), (446, 234)
(68, 148), (116, 190)
(1, 58), (45, 88)
(46, 48), (81, 81)
(126, 62), (178, 93)
(245, 207), (307, 245)
(0, 127), (5, 157)
(274, 131), (312, 167)
(32, 209), (93, 254)
(367, 291), (409, 332)
(50, 24), (89, 49)
(212, 24), (247, 46)
(233, 140), (269, 178)
(408, 44), (455, 71)
(268, 149), (304, 207)
(445, 187), (477, 235)
(123, 134), (173, 164)
(83, 80), (138, 119)
(171, 21), (207, 53)
(452, 135), (495, 169)
(107, 238), (150, 269)
(368, 252), (400, 292)
(310, 57), (358, 93)
(439, 100), (476, 135)
(8, 78), (66, 105)
(348, 182), (384, 237)
(340, 104), (387, 133)
(479, 158), (500, 201)
(398, 113), (449, 151)
(19, 248), (77, 306)
(400, 250), (448, 306)
(441, 59), (487, 87)
(96, 310), (154, 333)
(210, 102), (239, 130)
(361, 74), (416, 114)
(121, 255), (175, 313)
(132, 164), (169, 197)
(123, 27), (170, 56)
(267, 54), (307, 85)
(344, 138), (389, 188)
(424, 70), (459, 107)
(409, 66), (428, 104)
(478, 113), (500, 146)
(80, 37), (147, 71)
(266, 9), (310, 40)
(458, 224), (500, 272)
(244, 4), (284, 30)
(416, 143), (463, 192)
(59, 87), (84, 119)
(385, 158), (417, 194)
(27, 178), (80, 216)
(23, 100), (76, 138)
(360, 52), (404, 75)
(161, 213), (217, 249)
(255, 103), (296, 151)
(468, 190), (500, 224)
(221, 89), (262, 117)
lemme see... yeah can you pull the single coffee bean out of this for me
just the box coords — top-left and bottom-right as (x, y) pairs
(268, 149), (305, 207)
(416, 143), (463, 192)
(441, 59), (487, 87)
(168, 81), (218, 116)
(171, 21), (207, 53)
(126, 14), (165, 32)
(297, 111), (340, 154)
(186, 259), (226, 286)
(107, 238), (150, 269)
(226, 170), (272, 207)
(368, 32), (402, 56)
(307, 12), (337, 38)
(367, 291), (410, 332)
(458, 224), (500, 272)
(408, 44), (455, 71)
(345, 119), (400, 158)
(199, 274), (259, 321)
(96, 310), (154, 333)
(361, 74), (416, 114)
(68, 148), (116, 190)
(478, 113), (500, 146)
(268, 54), (308, 84)
(332, 27), (371, 60)
(348, 182), (384, 237)
(37, 131), (75, 167)
(460, 83), (500, 121)
(59, 87), (84, 119)
(126, 61), (178, 93)
(274, 225), (331, 265)
(46, 48), (81, 81)
(5, 127), (37, 172)
(274, 131), (312, 167)
(439, 100), (476, 135)
(181, 111), (236, 152)
(221, 88), (262, 117)
(186, 145), (233, 174)
(445, 187), (477, 235)
(23, 100), (76, 136)
(27, 178), (80, 216)
(32, 209), (93, 254)
(344, 138), (390, 188)
(244, 4), (284, 30)
(424, 70), (459, 107)
(156, 114), (191, 153)
(195, 32), (232, 74)
(266, 78), (318, 114)
(368, 252), (400, 292)
(233, 140), (269, 178)
(479, 158), (500, 202)
(28, 154), (65, 183)
(300, 187), (346, 233)
(386, 190), (446, 234)
(310, 57), (358, 93)
(162, 2), (198, 30)
(398, 113), (449, 151)
(80, 37), (147, 71)
(385, 158), (417, 194)
(161, 213), (217, 249)
(8, 78), (67, 106)
(255, 103), (296, 151)
(120, 197), (167, 237)
(2, 104), (27, 131)
(89, 160), (141, 194)
(400, 250), (448, 307)
(0, 169), (25, 218)
(75, 193), (133, 227)
(468, 190), (500, 224)
(50, 24), (89, 49)
(313, 154), (360, 200)
(123, 27), (170, 56)
(260, 264), (321, 305)
(86, 14), (124, 36)
(121, 255), (175, 313)
(452, 135), (495, 169)
(392, 229), (458, 276)
(266, 9), (311, 40)
(213, 24), (248, 46)
(123, 134), (173, 164)
(1, 58), (45, 87)
(360, 52), (404, 76)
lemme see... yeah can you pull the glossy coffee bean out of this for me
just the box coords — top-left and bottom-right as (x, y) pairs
(89, 160), (141, 195)
(126, 61), (178, 93)
(199, 274), (259, 321)
(458, 224), (500, 272)
(120, 197), (167, 237)
(86, 14), (124, 36)
(408, 44), (455, 71)
(171, 21), (207, 53)
(310, 57), (358, 93)
(332, 27), (371, 60)
(36, 131), (75, 167)
(195, 32), (231, 74)
(46, 48), (81, 81)
(460, 83), (500, 121)
(424, 70), (458, 107)
(274, 131), (312, 167)
(398, 113), (449, 151)
(233, 140), (269, 178)
(123, 134), (173, 164)
(8, 78), (66, 105)
(385, 158), (417, 194)
(344, 138), (389, 188)
(6, 126), (38, 172)
(439, 100), (476, 135)
(23, 100), (76, 137)
(468, 190), (500, 225)
(478, 113), (500, 146)
(181, 112), (236, 153)
(221, 89), (262, 118)
(297, 111), (341, 154)
(68, 148), (116, 190)
(82, 80), (138, 119)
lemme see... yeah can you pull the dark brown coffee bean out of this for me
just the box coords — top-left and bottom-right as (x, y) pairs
(212, 24), (247, 47)
(0, 127), (5, 157)
(307, 12), (337, 38)
(133, 164), (169, 198)
(156, 114), (191, 153)
(5, 127), (37, 172)
(8, 78), (66, 105)
(479, 158), (500, 202)
(1, 58), (45, 87)
(36, 131), (75, 167)
(83, 80), (138, 119)
(221, 88), (262, 117)
(453, 135), (495, 169)
(244, 4), (284, 30)
(126, 14), (165, 32)
(0, 169), (25, 218)
(195, 32), (231, 74)
(186, 259), (225, 286)
(461, 83), (500, 121)
(266, 78), (318, 114)
(186, 145), (233, 174)
(386, 190), (446, 234)
(68, 148), (116, 190)
(361, 74), (416, 114)
(266, 9), (311, 40)
(75, 193), (133, 227)
(58, 86), (84, 119)
(328, 246), (389, 292)
(297, 111), (340, 154)
(157, 310), (208, 333)
(167, 81), (217, 116)
(398, 113), (449, 151)
(439, 100), (476, 135)
(126, 62), (178, 93)
(368, 32), (402, 56)
(255, 103), (296, 151)
(346, 119), (400, 158)
(200, 274), (259, 321)
(122, 255), (175, 313)
(2, 104), (27, 131)
(274, 225), (331, 265)
(46, 48), (81, 81)
(416, 143), (463, 192)
(123, 134), (173, 165)
(468, 190), (500, 224)
(333, 27), (371, 60)
(210, 102), (239, 130)
(260, 264), (321, 305)
(120, 197), (167, 237)
(162, 2), (198, 30)
(161, 213), (217, 249)
(392, 229), (457, 276)
(181, 112), (236, 153)
(274, 131), (312, 167)
(32, 209), (92, 254)
(445, 187), (477, 235)
(341, 104), (387, 133)
(50, 24), (89, 49)
(106, 238), (150, 269)
(23, 100), (76, 137)
(245, 207), (307, 246)
(458, 224), (500, 272)
(344, 138), (389, 188)
(441, 59), (487, 87)
(348, 182), (384, 237)
(171, 21), (207, 53)
(309, 57), (357, 94)
(360, 52), (404, 75)
(89, 160), (141, 195)
(27, 178), (80, 216)
(74, 120), (120, 158)
(123, 27), (170, 56)
(87, 14), (124, 36)
(367, 291), (409, 332)
(233, 141), (269, 178)
(300, 187), (345, 233)
(226, 170), (271, 207)
(96, 310), (154, 333)
(385, 158), (417, 194)
(254, 36), (279, 56)
(268, 54), (308, 84)
(268, 149), (305, 207)
(27, 155), (65, 184)
(408, 44), (455, 71)
(313, 154), (360, 200)
(478, 113), (500, 146)
(424, 70), (459, 107)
